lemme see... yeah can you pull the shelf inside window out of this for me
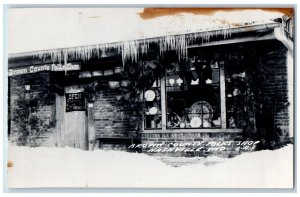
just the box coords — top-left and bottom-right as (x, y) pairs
(166, 125), (222, 129)
(166, 83), (220, 88)
(144, 114), (162, 130)
(145, 114), (162, 116)
(147, 86), (161, 89)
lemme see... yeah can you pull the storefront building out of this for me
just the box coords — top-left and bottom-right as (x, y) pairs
(8, 16), (294, 152)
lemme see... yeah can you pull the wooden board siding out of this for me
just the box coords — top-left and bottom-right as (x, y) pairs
(55, 86), (88, 150)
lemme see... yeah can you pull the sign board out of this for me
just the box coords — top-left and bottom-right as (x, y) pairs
(8, 62), (81, 76)
(65, 92), (85, 112)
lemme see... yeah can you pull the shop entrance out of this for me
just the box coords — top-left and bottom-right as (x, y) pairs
(55, 85), (88, 150)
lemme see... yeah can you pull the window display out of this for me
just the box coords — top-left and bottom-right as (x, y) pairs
(143, 53), (254, 131)
(144, 78), (162, 129)
(166, 57), (221, 129)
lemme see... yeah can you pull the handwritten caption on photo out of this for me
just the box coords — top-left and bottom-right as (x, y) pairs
(128, 141), (260, 153)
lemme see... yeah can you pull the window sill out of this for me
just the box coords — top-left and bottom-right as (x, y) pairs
(142, 128), (242, 134)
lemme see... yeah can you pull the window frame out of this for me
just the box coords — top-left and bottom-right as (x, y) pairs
(142, 60), (242, 132)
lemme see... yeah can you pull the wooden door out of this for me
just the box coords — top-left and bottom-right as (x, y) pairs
(55, 85), (88, 150)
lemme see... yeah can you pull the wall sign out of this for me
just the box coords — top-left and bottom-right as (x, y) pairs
(65, 92), (85, 112)
(8, 62), (81, 76)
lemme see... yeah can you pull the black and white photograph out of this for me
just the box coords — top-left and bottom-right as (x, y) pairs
(5, 6), (295, 189)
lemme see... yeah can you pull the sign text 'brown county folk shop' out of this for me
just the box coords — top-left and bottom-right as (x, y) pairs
(8, 63), (81, 76)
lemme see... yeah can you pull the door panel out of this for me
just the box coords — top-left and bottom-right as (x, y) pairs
(55, 85), (88, 150)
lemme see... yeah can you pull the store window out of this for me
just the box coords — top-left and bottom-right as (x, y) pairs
(143, 52), (250, 131)
(144, 77), (162, 130)
(143, 60), (163, 130)
(166, 57), (222, 129)
(225, 52), (255, 130)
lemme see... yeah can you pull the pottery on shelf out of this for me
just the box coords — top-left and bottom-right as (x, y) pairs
(104, 70), (114, 76)
(109, 81), (120, 89)
(114, 66), (124, 74)
(92, 71), (103, 77)
(212, 117), (221, 126)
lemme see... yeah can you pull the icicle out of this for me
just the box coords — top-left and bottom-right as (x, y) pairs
(28, 27), (238, 65)
(63, 50), (68, 75)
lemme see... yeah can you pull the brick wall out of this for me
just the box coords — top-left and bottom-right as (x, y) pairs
(254, 43), (290, 143)
(9, 72), (56, 146)
(141, 132), (241, 142)
(93, 89), (141, 147)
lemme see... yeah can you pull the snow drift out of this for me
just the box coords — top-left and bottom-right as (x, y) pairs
(7, 144), (293, 188)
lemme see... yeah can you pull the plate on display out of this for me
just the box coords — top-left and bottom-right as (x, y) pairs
(149, 107), (158, 115)
(144, 90), (156, 101)
(190, 117), (202, 128)
(189, 101), (213, 121)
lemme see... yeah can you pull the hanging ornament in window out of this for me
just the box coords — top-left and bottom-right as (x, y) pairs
(191, 78), (199, 85)
(176, 77), (183, 85)
(205, 79), (212, 84)
(169, 78), (175, 86)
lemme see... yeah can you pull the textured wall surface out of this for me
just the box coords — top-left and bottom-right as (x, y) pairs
(9, 72), (56, 146)
(93, 90), (140, 138)
(255, 43), (290, 142)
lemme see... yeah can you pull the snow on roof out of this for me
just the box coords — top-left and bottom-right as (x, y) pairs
(8, 8), (286, 53)
(8, 8), (287, 62)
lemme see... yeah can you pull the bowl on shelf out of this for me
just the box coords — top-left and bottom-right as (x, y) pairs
(121, 80), (131, 87)
(104, 70), (114, 76)
(203, 120), (211, 128)
(114, 66), (124, 74)
(212, 117), (221, 126)
(92, 71), (104, 77)
(108, 81), (120, 89)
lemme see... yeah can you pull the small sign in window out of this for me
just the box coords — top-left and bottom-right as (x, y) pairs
(65, 92), (85, 112)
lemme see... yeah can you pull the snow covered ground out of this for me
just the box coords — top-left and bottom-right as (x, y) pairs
(7, 144), (293, 188)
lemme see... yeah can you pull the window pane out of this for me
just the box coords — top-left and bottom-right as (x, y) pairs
(144, 77), (162, 130)
(166, 58), (221, 129)
(225, 52), (255, 130)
